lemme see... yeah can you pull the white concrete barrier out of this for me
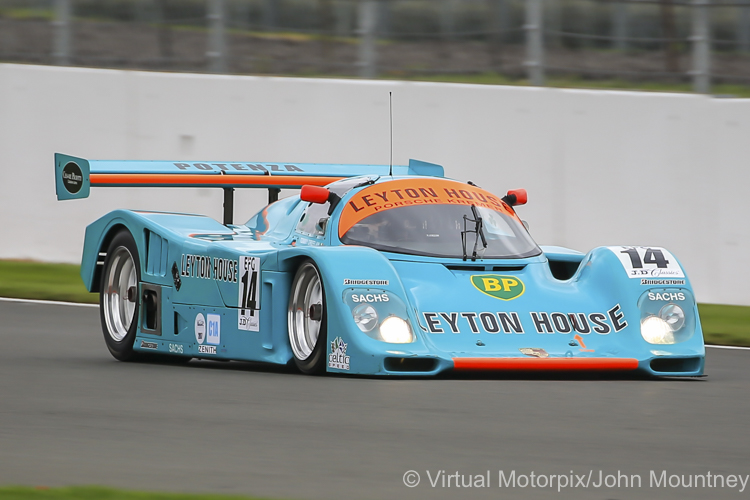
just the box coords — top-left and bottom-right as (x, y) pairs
(1, 63), (748, 305)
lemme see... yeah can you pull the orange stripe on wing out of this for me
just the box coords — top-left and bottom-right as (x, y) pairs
(452, 357), (639, 371)
(90, 173), (343, 187)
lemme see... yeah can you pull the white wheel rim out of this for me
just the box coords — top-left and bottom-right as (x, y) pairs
(288, 264), (323, 361)
(103, 246), (137, 342)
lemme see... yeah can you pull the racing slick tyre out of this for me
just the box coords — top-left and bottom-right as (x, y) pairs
(100, 229), (141, 362)
(288, 259), (327, 374)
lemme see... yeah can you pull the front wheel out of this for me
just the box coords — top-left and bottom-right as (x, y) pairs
(288, 260), (327, 374)
(100, 229), (140, 361)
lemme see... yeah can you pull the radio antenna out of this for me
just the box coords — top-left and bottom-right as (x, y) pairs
(389, 92), (393, 176)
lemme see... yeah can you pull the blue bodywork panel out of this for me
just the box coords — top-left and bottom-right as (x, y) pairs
(73, 157), (704, 378)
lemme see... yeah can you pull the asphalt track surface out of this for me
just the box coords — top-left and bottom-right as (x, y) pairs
(2, 300), (750, 500)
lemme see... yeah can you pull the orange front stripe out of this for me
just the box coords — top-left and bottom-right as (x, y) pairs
(453, 357), (639, 371)
(90, 173), (343, 187)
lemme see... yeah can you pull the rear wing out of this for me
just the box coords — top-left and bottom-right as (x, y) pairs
(54, 153), (444, 224)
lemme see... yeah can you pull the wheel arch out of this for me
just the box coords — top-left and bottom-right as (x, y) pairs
(88, 223), (131, 293)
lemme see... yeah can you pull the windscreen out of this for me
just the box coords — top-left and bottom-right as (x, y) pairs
(338, 178), (541, 259)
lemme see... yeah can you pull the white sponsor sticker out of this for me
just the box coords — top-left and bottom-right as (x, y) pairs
(641, 278), (686, 286)
(140, 340), (158, 350)
(344, 279), (389, 286)
(198, 345), (217, 354)
(238, 256), (260, 332)
(352, 293), (390, 303)
(195, 313), (206, 344)
(329, 337), (350, 370)
(647, 291), (686, 301)
(207, 314), (221, 345)
(609, 246), (685, 279)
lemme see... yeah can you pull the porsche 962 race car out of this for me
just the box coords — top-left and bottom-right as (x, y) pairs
(55, 153), (705, 377)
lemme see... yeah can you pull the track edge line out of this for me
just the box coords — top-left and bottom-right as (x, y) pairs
(0, 296), (99, 308)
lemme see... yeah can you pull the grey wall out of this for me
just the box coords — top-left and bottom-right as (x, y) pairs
(1, 64), (748, 305)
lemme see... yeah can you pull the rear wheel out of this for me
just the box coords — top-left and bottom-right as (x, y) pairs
(100, 230), (140, 361)
(288, 260), (327, 374)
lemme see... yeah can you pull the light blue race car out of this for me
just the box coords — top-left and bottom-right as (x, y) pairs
(55, 153), (705, 377)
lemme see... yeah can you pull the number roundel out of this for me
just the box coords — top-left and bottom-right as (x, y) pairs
(610, 246), (684, 279)
(238, 256), (261, 331)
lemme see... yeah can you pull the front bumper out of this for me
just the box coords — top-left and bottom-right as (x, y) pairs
(352, 351), (704, 377)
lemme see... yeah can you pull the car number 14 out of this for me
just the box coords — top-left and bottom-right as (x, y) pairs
(238, 256), (261, 331)
(609, 246), (685, 279)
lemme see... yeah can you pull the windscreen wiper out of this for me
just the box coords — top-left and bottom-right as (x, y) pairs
(353, 176), (379, 189)
(461, 205), (488, 261)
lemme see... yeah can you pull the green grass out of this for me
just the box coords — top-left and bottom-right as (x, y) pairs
(0, 7), (54, 21)
(697, 303), (750, 347)
(0, 486), (272, 500)
(1, 260), (748, 346)
(0, 260), (97, 304)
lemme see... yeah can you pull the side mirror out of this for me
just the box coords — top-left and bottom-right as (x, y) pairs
(301, 185), (342, 216)
(502, 188), (527, 207)
(301, 185), (330, 204)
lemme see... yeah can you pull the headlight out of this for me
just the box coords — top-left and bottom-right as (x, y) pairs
(637, 288), (696, 345)
(344, 289), (416, 343)
(352, 303), (378, 332)
(641, 316), (675, 344)
(659, 303), (685, 331)
(379, 316), (413, 343)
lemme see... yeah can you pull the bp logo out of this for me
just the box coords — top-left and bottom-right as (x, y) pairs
(470, 275), (525, 301)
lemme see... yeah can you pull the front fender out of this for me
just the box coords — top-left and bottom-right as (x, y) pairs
(575, 246), (704, 369)
(278, 246), (435, 374)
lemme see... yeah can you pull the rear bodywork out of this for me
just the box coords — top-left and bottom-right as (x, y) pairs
(59, 153), (705, 377)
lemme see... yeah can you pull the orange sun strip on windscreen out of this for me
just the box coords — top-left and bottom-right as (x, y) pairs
(90, 174), (344, 187)
(338, 178), (518, 238)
